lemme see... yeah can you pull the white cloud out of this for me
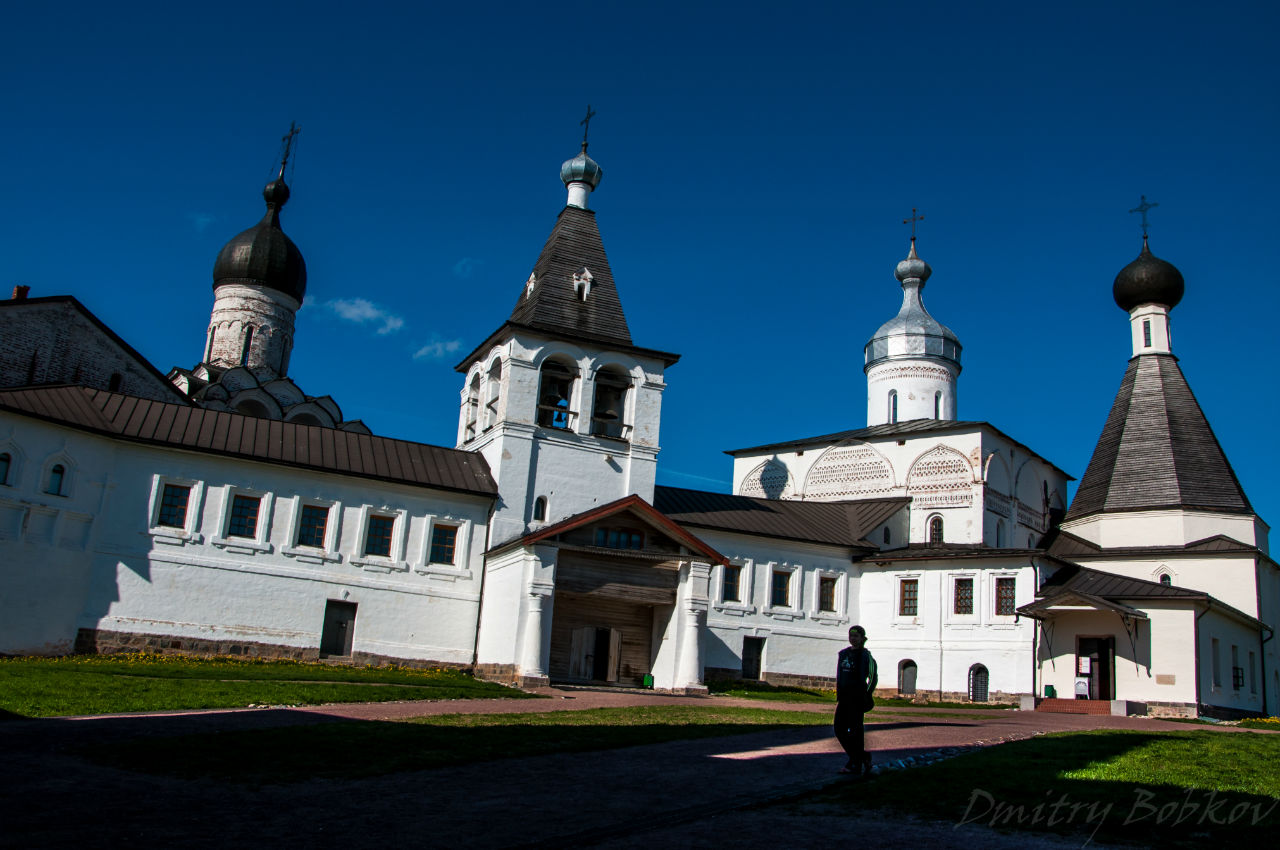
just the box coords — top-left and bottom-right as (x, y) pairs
(325, 298), (405, 335)
(414, 338), (463, 360)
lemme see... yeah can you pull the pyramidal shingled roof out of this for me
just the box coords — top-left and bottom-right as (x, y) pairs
(1066, 353), (1251, 519)
(508, 205), (632, 347)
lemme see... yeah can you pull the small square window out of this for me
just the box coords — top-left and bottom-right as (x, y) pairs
(429, 524), (458, 565)
(899, 578), (918, 617)
(995, 577), (1016, 616)
(297, 504), (329, 548)
(818, 576), (837, 613)
(227, 494), (260, 539)
(954, 577), (974, 615)
(771, 570), (790, 608)
(158, 484), (191, 529)
(364, 514), (395, 558)
(722, 564), (742, 603)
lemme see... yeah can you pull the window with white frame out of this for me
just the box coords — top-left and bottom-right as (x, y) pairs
(817, 575), (837, 613)
(770, 568), (793, 608)
(483, 359), (502, 430)
(351, 505), (408, 571)
(536, 358), (578, 430)
(953, 576), (974, 615)
(364, 515), (394, 557)
(282, 498), (342, 563)
(899, 577), (919, 617)
(994, 576), (1016, 616)
(429, 523), (458, 564)
(722, 563), (742, 603)
(417, 516), (473, 577)
(211, 487), (273, 552)
(148, 476), (205, 543)
(928, 515), (944, 544)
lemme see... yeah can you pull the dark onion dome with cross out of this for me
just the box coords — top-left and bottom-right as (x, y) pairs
(211, 126), (307, 303)
(1112, 236), (1184, 312)
(560, 105), (603, 195)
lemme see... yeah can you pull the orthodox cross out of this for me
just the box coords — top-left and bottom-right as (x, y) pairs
(278, 121), (301, 177)
(1129, 195), (1157, 236)
(580, 105), (596, 150)
(903, 208), (925, 242)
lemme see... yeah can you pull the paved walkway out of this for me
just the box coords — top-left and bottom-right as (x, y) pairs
(0, 688), (1233, 849)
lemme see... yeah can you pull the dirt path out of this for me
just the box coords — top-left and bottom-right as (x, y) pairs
(0, 688), (1223, 849)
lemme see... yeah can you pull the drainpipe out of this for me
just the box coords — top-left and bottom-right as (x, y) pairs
(938, 564), (945, 701)
(469, 496), (499, 671)
(1194, 604), (1209, 717)
(1255, 557), (1273, 717)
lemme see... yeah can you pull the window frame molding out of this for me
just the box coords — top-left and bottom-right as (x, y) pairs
(351, 504), (409, 573)
(146, 474), (206, 545)
(713, 558), (756, 615)
(415, 514), (473, 580)
(810, 568), (848, 625)
(894, 573), (922, 625)
(947, 571), (979, 625)
(281, 496), (344, 564)
(764, 562), (804, 621)
(40, 451), (77, 499)
(991, 571), (1019, 622)
(0, 440), (24, 488)
(210, 485), (274, 553)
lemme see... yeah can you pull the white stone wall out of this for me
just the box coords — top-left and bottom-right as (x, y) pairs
(205, 284), (299, 380)
(0, 411), (492, 664)
(1063, 509), (1268, 553)
(865, 359), (958, 426)
(1069, 554), (1261, 620)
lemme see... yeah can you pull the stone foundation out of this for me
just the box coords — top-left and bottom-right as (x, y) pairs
(472, 663), (523, 685)
(1198, 702), (1266, 721)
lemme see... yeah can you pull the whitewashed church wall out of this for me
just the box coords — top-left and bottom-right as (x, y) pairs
(864, 360), (958, 425)
(1199, 609), (1266, 714)
(474, 547), (541, 670)
(1068, 555), (1262, 620)
(1062, 510), (1265, 551)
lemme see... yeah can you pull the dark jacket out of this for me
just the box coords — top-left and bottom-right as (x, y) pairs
(836, 646), (878, 706)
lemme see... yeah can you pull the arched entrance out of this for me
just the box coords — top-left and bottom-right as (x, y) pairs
(968, 664), (989, 702)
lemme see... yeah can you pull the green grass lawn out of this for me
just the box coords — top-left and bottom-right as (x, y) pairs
(0, 654), (534, 717)
(709, 679), (1013, 710)
(82, 705), (832, 783)
(793, 729), (1280, 847)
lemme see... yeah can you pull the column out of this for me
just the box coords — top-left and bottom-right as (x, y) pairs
(677, 602), (707, 689)
(521, 591), (550, 679)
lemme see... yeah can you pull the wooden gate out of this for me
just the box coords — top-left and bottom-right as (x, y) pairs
(550, 592), (657, 685)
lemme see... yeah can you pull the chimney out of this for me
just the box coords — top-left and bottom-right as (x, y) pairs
(11, 285), (30, 300)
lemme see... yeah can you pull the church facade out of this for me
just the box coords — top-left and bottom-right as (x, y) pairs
(0, 132), (1273, 717)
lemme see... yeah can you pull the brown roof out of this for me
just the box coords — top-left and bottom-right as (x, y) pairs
(0, 385), (497, 497)
(653, 485), (908, 549)
(1066, 354), (1252, 519)
(866, 542), (1042, 561)
(1037, 563), (1206, 600)
(1047, 529), (1259, 560)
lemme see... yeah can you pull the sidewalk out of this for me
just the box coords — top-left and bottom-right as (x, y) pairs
(0, 688), (1209, 849)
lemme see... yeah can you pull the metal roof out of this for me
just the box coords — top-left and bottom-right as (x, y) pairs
(1066, 353), (1252, 520)
(1037, 563), (1206, 600)
(0, 385), (497, 497)
(865, 542), (1042, 561)
(653, 485), (908, 549)
(1048, 529), (1258, 560)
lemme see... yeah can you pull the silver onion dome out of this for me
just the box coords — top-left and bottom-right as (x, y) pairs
(864, 241), (961, 371)
(560, 147), (603, 189)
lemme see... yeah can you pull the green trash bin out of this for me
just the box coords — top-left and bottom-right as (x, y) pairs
(642, 674), (654, 689)
(1045, 684), (1057, 698)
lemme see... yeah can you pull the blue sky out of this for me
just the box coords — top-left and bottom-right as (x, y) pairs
(5, 2), (1278, 528)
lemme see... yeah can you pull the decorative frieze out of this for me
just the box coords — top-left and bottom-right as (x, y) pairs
(803, 443), (895, 500)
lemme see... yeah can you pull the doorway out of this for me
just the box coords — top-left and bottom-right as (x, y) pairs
(1076, 636), (1115, 700)
(320, 600), (357, 657)
(568, 626), (622, 682)
(742, 637), (765, 680)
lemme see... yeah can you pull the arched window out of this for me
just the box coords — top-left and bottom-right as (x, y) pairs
(1159, 574), (1172, 586)
(46, 464), (65, 496)
(0, 452), (10, 485)
(888, 390), (898, 424)
(968, 664), (989, 702)
(928, 515), (944, 544)
(484, 360), (502, 430)
(591, 366), (631, 439)
(241, 326), (255, 367)
(898, 659), (918, 695)
(108, 373), (123, 392)
(995, 519), (1006, 548)
(933, 391), (941, 420)
(532, 496), (548, 522)
(464, 373), (480, 440)
(537, 359), (577, 430)
(204, 327), (216, 362)
(1042, 481), (1050, 509)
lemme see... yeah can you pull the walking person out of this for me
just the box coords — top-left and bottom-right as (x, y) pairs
(835, 624), (877, 775)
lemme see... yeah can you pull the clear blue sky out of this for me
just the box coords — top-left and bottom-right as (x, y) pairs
(5, 2), (1278, 528)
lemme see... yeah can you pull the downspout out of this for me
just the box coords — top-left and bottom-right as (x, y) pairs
(1255, 556), (1273, 717)
(469, 495), (499, 671)
(938, 563), (945, 701)
(1194, 603), (1210, 717)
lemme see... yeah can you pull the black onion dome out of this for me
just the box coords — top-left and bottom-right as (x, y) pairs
(212, 177), (307, 302)
(1113, 240), (1183, 312)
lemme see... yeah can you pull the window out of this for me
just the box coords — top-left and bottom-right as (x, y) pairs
(818, 576), (837, 613)
(429, 524), (458, 565)
(227, 494), (261, 538)
(537, 359), (577, 429)
(934, 391), (941, 419)
(995, 520), (1006, 547)
(954, 577), (974, 615)
(995, 577), (1016, 616)
(532, 496), (547, 522)
(0, 452), (9, 485)
(888, 390), (898, 424)
(928, 515), (944, 544)
(1211, 638), (1221, 687)
(1143, 319), (1152, 348)
(771, 570), (791, 608)
(591, 366), (631, 439)
(1159, 574), (1172, 586)
(883, 527), (891, 545)
(484, 360), (502, 430)
(722, 564), (742, 603)
(45, 464), (65, 496)
(899, 578), (918, 616)
(157, 484), (191, 528)
(1232, 645), (1242, 691)
(594, 527), (643, 550)
(241, 326), (254, 367)
(297, 504), (329, 548)
(464, 373), (480, 440)
(364, 514), (395, 558)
